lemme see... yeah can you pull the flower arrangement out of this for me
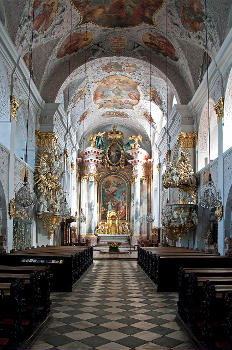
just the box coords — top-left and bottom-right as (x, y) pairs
(109, 242), (119, 252)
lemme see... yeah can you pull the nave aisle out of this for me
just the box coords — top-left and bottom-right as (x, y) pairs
(30, 261), (197, 350)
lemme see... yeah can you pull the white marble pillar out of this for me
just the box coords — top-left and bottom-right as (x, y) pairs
(134, 177), (141, 235)
(217, 119), (224, 255)
(141, 179), (147, 236)
(88, 179), (95, 234)
(7, 118), (16, 252)
(93, 180), (98, 234)
(80, 178), (88, 234)
(130, 182), (135, 232)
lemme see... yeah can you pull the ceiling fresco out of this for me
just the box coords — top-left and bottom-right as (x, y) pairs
(33, 0), (59, 33)
(70, 0), (165, 27)
(93, 75), (140, 109)
(142, 32), (178, 62)
(57, 31), (93, 59)
(2, 0), (232, 151)
(102, 111), (129, 118)
(175, 0), (205, 33)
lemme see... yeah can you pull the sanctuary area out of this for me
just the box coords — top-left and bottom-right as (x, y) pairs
(0, 1), (232, 349)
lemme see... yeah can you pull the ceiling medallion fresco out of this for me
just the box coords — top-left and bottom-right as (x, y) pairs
(72, 87), (87, 104)
(176, 0), (205, 33)
(70, 0), (165, 28)
(102, 112), (129, 118)
(94, 75), (140, 110)
(101, 62), (137, 74)
(57, 31), (93, 59)
(147, 87), (163, 109)
(143, 32), (178, 62)
(32, 0), (58, 33)
(110, 35), (127, 53)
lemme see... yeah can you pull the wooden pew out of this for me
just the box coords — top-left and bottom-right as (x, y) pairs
(0, 246), (93, 292)
(177, 268), (232, 350)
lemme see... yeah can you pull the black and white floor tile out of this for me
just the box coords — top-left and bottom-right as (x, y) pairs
(30, 261), (198, 350)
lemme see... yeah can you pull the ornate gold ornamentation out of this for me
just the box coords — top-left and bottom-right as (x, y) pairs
(9, 199), (31, 220)
(96, 210), (130, 235)
(127, 135), (142, 149)
(104, 140), (125, 170)
(70, 162), (75, 174)
(38, 213), (62, 237)
(162, 204), (198, 241)
(10, 95), (19, 120)
(106, 125), (124, 140)
(162, 148), (196, 191)
(177, 132), (198, 148)
(215, 204), (223, 221)
(157, 163), (161, 173)
(166, 150), (171, 163)
(35, 130), (57, 148)
(214, 97), (224, 124)
(88, 132), (105, 148)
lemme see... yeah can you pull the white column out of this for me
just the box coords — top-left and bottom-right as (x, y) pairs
(88, 179), (95, 234)
(134, 177), (141, 235)
(80, 178), (88, 234)
(93, 181), (98, 234)
(217, 119), (224, 255)
(141, 179), (147, 236)
(130, 182), (135, 232)
(7, 118), (16, 252)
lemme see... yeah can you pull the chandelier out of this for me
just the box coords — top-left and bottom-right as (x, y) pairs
(15, 174), (34, 208)
(199, 173), (222, 209)
(162, 204), (198, 240)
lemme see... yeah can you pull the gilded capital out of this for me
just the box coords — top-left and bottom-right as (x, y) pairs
(177, 132), (198, 148)
(214, 97), (224, 124)
(10, 95), (19, 120)
(36, 130), (57, 148)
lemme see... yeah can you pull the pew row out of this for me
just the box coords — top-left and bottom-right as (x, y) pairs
(0, 246), (93, 292)
(138, 247), (225, 291)
(177, 268), (232, 350)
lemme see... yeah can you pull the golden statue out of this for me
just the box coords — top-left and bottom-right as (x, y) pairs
(88, 132), (105, 148)
(128, 134), (142, 149)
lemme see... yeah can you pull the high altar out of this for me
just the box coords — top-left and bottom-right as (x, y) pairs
(75, 126), (153, 245)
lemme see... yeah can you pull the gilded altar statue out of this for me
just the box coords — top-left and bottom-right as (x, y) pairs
(96, 209), (130, 235)
(89, 132), (105, 149)
(127, 134), (142, 149)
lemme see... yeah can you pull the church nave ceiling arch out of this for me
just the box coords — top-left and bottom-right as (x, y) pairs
(2, 0), (231, 106)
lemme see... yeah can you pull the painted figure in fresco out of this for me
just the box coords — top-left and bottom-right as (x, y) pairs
(33, 0), (58, 33)
(108, 143), (121, 164)
(57, 32), (93, 59)
(94, 75), (140, 109)
(181, 0), (205, 33)
(71, 0), (164, 28)
(143, 32), (178, 62)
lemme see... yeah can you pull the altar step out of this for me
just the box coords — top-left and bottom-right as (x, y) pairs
(93, 246), (137, 260)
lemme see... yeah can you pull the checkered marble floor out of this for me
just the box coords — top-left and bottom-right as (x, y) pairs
(30, 261), (198, 350)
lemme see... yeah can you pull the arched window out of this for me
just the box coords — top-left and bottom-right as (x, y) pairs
(198, 99), (218, 170)
(224, 69), (232, 152)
